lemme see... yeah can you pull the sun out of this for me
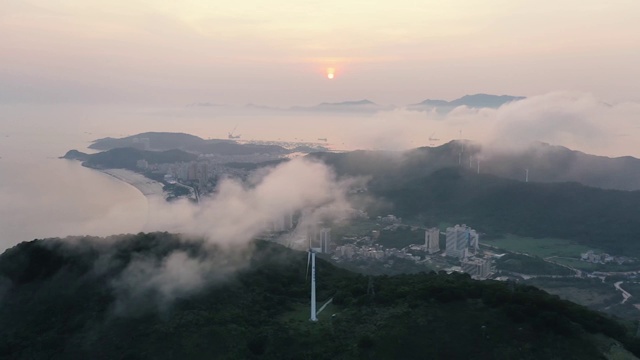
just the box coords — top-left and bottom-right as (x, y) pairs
(326, 67), (335, 80)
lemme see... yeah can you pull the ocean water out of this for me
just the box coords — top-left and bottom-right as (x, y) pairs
(0, 107), (149, 251)
(0, 104), (405, 251)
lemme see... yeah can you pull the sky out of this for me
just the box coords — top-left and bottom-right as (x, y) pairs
(2, 0), (639, 106)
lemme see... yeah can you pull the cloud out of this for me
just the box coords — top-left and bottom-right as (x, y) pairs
(104, 157), (360, 313)
(144, 158), (357, 243)
(393, 92), (640, 158)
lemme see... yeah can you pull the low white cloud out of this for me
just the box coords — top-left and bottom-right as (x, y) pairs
(106, 157), (360, 313)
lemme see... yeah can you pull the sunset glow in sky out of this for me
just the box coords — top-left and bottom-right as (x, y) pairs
(1, 0), (639, 105)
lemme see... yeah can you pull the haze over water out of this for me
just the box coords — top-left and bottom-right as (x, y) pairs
(2, 94), (640, 250)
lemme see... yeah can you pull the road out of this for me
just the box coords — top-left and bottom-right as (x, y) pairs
(614, 281), (632, 304)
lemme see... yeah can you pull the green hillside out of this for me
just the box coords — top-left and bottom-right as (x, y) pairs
(374, 167), (640, 255)
(1, 233), (640, 359)
(62, 147), (198, 170)
(313, 147), (640, 255)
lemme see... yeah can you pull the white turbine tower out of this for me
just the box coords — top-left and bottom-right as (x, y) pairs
(306, 249), (318, 322)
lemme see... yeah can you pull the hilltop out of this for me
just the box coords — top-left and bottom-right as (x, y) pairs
(1, 233), (640, 359)
(290, 99), (392, 113)
(62, 147), (198, 170)
(409, 94), (525, 111)
(89, 132), (289, 155)
(311, 140), (640, 191)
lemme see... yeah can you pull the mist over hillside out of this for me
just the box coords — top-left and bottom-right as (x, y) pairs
(312, 139), (640, 191)
(2, 233), (640, 359)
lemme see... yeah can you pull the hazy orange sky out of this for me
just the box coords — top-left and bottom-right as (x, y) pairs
(1, 0), (639, 105)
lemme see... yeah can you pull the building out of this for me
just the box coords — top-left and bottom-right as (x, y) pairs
(320, 228), (331, 254)
(197, 162), (209, 186)
(270, 212), (294, 232)
(445, 224), (479, 259)
(187, 162), (198, 181)
(461, 257), (492, 279)
(307, 225), (332, 254)
(336, 244), (357, 258)
(424, 227), (440, 254)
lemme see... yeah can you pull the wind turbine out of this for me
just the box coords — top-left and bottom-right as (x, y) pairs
(306, 249), (318, 322)
(228, 124), (241, 139)
(428, 132), (440, 146)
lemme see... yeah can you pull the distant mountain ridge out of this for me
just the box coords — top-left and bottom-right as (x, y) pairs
(312, 140), (640, 191)
(318, 99), (376, 107)
(410, 94), (525, 110)
(290, 99), (390, 113)
(184, 94), (525, 113)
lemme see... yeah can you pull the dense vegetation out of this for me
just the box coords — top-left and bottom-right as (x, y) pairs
(63, 147), (198, 170)
(375, 168), (640, 255)
(89, 132), (291, 155)
(2, 233), (640, 359)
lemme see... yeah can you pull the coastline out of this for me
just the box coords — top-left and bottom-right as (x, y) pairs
(98, 168), (165, 198)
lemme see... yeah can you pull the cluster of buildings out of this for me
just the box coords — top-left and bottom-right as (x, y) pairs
(334, 244), (420, 262)
(444, 224), (491, 279)
(141, 160), (255, 195)
(580, 250), (633, 265)
(332, 222), (493, 279)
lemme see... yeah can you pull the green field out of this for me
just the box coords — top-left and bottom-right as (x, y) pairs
(524, 277), (619, 309)
(496, 253), (574, 276)
(483, 235), (640, 273)
(331, 219), (380, 243)
(548, 257), (600, 271)
(483, 235), (595, 259)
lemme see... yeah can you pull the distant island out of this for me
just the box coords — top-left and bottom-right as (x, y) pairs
(62, 132), (329, 202)
(409, 94), (525, 112)
(290, 99), (394, 113)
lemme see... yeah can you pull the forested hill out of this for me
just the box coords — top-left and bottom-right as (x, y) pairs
(374, 167), (640, 254)
(2, 233), (640, 359)
(89, 132), (291, 155)
(311, 141), (640, 191)
(62, 147), (198, 170)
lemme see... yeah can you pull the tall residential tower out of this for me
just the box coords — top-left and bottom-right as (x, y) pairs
(425, 228), (440, 254)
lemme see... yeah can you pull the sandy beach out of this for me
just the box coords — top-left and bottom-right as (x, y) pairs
(99, 169), (165, 198)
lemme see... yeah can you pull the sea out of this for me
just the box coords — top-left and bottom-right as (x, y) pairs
(0, 104), (433, 251)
